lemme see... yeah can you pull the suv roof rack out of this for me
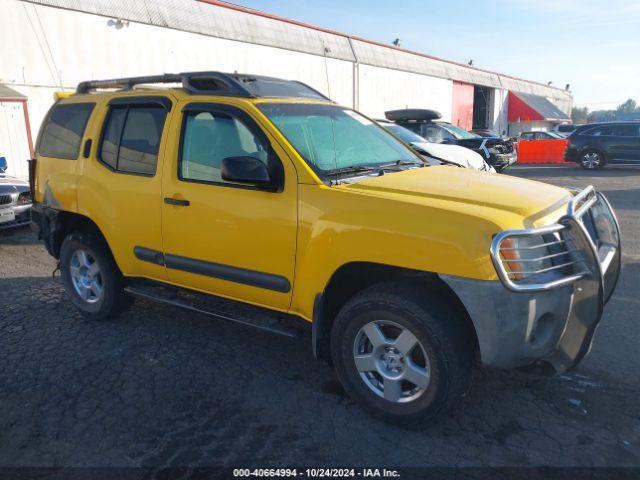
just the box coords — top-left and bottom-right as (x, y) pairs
(76, 71), (331, 101)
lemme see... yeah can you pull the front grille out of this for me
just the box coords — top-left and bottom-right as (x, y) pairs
(490, 186), (612, 292)
(0, 194), (13, 205)
(487, 141), (514, 154)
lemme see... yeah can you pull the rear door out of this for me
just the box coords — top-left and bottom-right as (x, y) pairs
(610, 124), (640, 162)
(78, 95), (174, 280)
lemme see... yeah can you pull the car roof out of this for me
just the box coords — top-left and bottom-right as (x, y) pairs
(577, 121), (640, 128)
(69, 71), (332, 103)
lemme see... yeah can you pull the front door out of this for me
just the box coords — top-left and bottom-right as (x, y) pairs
(160, 102), (298, 311)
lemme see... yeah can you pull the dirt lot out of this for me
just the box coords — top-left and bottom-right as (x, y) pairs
(0, 164), (639, 472)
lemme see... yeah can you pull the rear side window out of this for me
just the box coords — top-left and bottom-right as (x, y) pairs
(99, 105), (168, 175)
(37, 103), (94, 159)
(557, 125), (574, 133)
(612, 125), (640, 137)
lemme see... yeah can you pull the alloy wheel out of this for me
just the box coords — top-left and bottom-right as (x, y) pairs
(69, 249), (103, 304)
(581, 152), (601, 169)
(353, 320), (431, 403)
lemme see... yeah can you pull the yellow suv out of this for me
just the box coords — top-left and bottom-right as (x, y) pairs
(30, 72), (621, 425)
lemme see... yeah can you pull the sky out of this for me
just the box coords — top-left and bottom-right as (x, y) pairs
(230, 0), (640, 111)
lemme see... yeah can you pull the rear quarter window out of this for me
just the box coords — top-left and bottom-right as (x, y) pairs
(37, 103), (95, 159)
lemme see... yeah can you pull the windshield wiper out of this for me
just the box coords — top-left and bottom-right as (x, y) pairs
(378, 159), (426, 169)
(325, 165), (381, 175)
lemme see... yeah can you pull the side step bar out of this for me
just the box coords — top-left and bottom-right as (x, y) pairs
(124, 280), (303, 339)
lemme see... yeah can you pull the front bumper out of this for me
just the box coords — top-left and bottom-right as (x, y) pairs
(564, 145), (579, 162)
(0, 205), (31, 230)
(488, 152), (518, 171)
(441, 188), (621, 373)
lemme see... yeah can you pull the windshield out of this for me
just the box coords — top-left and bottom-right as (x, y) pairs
(258, 103), (421, 174)
(440, 124), (480, 140)
(383, 123), (426, 143)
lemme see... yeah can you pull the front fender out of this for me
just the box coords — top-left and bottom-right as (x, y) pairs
(289, 183), (502, 320)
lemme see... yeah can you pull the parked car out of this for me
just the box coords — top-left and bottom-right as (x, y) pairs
(385, 109), (517, 172)
(31, 72), (621, 425)
(519, 131), (564, 140)
(552, 123), (577, 137)
(471, 128), (503, 138)
(0, 156), (32, 230)
(564, 122), (640, 169)
(377, 120), (495, 172)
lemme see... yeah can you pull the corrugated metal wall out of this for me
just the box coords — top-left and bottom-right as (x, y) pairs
(19, 0), (572, 105)
(0, 0), (572, 175)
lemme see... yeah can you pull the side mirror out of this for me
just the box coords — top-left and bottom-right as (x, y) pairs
(0, 157), (7, 173)
(221, 156), (272, 187)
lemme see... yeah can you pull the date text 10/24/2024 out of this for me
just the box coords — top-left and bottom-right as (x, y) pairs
(233, 468), (401, 478)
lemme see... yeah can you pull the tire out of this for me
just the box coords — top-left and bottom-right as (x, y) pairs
(579, 150), (606, 170)
(59, 230), (131, 320)
(330, 282), (474, 426)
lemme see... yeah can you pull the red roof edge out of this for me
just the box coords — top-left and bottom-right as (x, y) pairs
(198, 0), (568, 94)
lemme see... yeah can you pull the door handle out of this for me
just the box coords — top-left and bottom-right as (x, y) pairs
(164, 197), (190, 207)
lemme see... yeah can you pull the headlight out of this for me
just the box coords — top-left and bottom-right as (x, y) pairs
(491, 225), (585, 291)
(498, 235), (554, 281)
(17, 192), (32, 205)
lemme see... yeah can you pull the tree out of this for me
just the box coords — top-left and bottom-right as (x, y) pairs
(616, 98), (638, 115)
(571, 106), (589, 124)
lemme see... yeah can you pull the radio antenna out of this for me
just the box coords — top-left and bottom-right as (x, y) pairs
(322, 41), (332, 99)
(322, 40), (338, 184)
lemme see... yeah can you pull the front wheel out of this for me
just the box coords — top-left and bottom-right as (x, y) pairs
(330, 282), (474, 426)
(59, 231), (131, 320)
(580, 150), (606, 170)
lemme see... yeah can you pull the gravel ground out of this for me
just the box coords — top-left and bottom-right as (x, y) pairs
(0, 164), (638, 473)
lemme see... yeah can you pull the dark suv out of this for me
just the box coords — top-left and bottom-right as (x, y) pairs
(565, 122), (640, 169)
(386, 109), (517, 172)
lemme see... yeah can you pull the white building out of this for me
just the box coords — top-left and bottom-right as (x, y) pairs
(0, 0), (572, 178)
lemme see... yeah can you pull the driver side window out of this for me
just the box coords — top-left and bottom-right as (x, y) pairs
(180, 111), (269, 184)
(421, 124), (448, 143)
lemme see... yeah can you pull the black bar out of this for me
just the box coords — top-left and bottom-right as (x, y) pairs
(27, 158), (37, 200)
(164, 253), (291, 293)
(163, 197), (190, 207)
(124, 286), (297, 338)
(82, 139), (92, 158)
(76, 73), (182, 94)
(133, 246), (164, 266)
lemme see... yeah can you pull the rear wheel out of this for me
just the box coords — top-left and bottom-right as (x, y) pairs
(580, 150), (606, 170)
(330, 282), (474, 426)
(59, 231), (131, 320)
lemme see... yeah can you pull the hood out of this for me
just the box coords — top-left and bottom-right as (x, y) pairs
(0, 175), (28, 187)
(341, 165), (571, 219)
(412, 142), (487, 170)
(0, 175), (29, 195)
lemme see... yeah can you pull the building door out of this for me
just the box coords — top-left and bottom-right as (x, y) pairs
(472, 86), (493, 130)
(452, 82), (474, 130)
